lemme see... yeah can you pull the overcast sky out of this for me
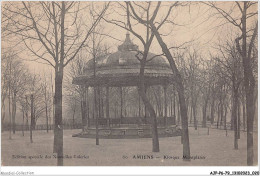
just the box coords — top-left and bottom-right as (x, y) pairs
(2, 1), (257, 79)
(1, 1), (257, 124)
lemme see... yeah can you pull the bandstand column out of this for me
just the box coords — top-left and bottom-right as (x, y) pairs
(106, 86), (110, 126)
(93, 85), (99, 145)
(138, 94), (141, 118)
(144, 86), (147, 123)
(173, 90), (176, 125)
(100, 88), (104, 118)
(164, 85), (167, 126)
(82, 85), (87, 128)
(170, 95), (173, 116)
(120, 87), (123, 118)
(86, 87), (89, 127)
(97, 86), (101, 120)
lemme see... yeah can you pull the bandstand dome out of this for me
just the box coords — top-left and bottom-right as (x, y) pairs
(72, 33), (173, 87)
(72, 33), (179, 139)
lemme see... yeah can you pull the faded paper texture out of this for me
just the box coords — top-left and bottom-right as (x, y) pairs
(1, 1), (258, 167)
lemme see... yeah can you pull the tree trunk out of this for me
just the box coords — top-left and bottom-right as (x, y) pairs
(72, 107), (75, 129)
(46, 103), (48, 133)
(53, 2), (66, 166)
(33, 107), (36, 129)
(30, 94), (34, 143)
(22, 108), (24, 136)
(177, 96), (180, 125)
(25, 96), (29, 131)
(243, 100), (246, 131)
(220, 100), (223, 127)
(151, 25), (190, 160)
(12, 92), (16, 134)
(237, 98), (241, 139)
(173, 91), (176, 125)
(224, 106), (227, 130)
(193, 105), (197, 130)
(138, 52), (159, 152)
(230, 98), (234, 130)
(1, 98), (6, 132)
(52, 90), (55, 130)
(190, 105), (192, 124)
(8, 81), (12, 139)
(246, 85), (255, 165)
(233, 88), (238, 150)
(138, 87), (159, 152)
(202, 101), (207, 128)
(210, 99), (215, 124)
(217, 104), (220, 129)
(178, 91), (190, 160)
(53, 68), (64, 166)
(236, 3), (256, 165)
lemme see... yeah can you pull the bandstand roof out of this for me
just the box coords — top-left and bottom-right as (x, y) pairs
(72, 33), (174, 87)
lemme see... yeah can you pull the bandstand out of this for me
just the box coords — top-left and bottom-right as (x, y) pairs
(72, 33), (181, 138)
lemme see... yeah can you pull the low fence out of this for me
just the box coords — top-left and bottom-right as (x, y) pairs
(2, 123), (82, 131)
(188, 121), (257, 132)
(88, 117), (176, 127)
(2, 118), (257, 132)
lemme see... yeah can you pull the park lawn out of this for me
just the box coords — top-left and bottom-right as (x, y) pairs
(1, 127), (258, 166)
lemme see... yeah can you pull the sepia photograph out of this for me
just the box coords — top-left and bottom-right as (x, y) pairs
(1, 0), (258, 175)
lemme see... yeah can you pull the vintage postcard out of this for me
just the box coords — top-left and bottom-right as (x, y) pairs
(1, 1), (258, 175)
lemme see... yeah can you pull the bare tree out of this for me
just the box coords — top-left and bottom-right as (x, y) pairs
(1, 54), (10, 132)
(1, 52), (28, 135)
(3, 1), (109, 165)
(41, 74), (53, 133)
(17, 69), (31, 136)
(199, 60), (212, 128)
(204, 1), (257, 165)
(10, 60), (27, 134)
(64, 91), (79, 129)
(103, 2), (161, 152)
(64, 53), (88, 131)
(185, 49), (202, 129)
(214, 40), (244, 149)
(127, 1), (191, 159)
(85, 29), (110, 145)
